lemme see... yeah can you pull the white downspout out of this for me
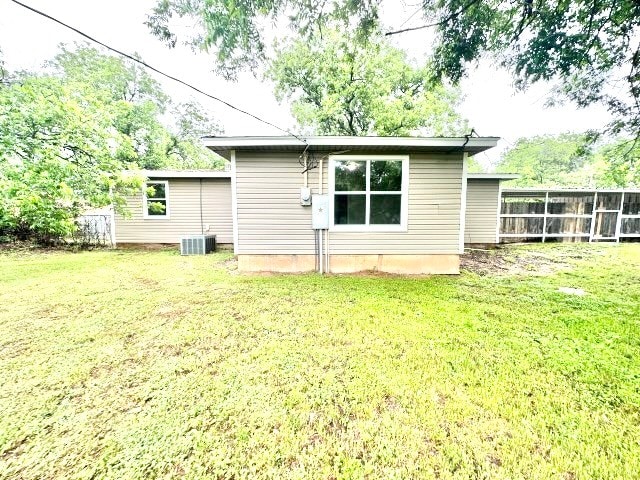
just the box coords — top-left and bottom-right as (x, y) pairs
(230, 150), (239, 254)
(318, 155), (324, 273)
(459, 152), (468, 254)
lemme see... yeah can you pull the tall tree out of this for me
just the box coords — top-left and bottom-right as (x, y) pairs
(595, 139), (640, 187)
(50, 45), (224, 170)
(0, 44), (225, 241)
(0, 75), (140, 240)
(495, 134), (593, 187)
(147, 1), (640, 140)
(146, 0), (380, 79)
(268, 32), (467, 136)
(490, 133), (640, 188)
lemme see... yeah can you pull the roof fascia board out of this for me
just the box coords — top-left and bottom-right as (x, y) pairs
(139, 170), (231, 179)
(202, 136), (500, 151)
(467, 174), (520, 180)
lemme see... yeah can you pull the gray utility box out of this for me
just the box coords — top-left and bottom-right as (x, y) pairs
(180, 235), (216, 255)
(312, 194), (329, 229)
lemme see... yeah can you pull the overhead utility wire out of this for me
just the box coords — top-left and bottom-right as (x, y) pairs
(385, 0), (482, 36)
(9, 0), (307, 144)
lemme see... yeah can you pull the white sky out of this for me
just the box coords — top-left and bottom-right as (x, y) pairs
(0, 0), (612, 167)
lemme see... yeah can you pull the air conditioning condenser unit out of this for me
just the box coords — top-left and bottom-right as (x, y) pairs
(180, 235), (216, 255)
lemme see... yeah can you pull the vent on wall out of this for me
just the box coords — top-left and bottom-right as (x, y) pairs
(180, 235), (216, 255)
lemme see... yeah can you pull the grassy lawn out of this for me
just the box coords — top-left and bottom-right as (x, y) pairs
(1, 244), (639, 479)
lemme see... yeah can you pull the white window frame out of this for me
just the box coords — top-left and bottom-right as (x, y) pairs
(143, 180), (170, 219)
(329, 155), (409, 232)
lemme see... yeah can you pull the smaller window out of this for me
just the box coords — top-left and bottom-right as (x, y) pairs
(144, 181), (169, 218)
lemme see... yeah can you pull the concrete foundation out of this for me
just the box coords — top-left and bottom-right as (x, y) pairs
(237, 254), (460, 275)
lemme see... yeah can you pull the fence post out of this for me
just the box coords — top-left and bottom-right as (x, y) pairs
(542, 192), (549, 243)
(110, 206), (116, 248)
(614, 192), (625, 243)
(589, 191), (598, 242)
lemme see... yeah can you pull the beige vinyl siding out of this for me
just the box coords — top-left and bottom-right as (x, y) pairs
(464, 179), (500, 244)
(115, 178), (233, 244)
(235, 153), (319, 254)
(235, 152), (463, 254)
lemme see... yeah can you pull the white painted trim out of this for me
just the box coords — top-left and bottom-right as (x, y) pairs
(500, 214), (593, 218)
(542, 191), (549, 243)
(110, 205), (117, 248)
(495, 181), (503, 244)
(459, 152), (468, 253)
(203, 135), (500, 150)
(143, 180), (170, 219)
(502, 188), (640, 193)
(141, 169), (231, 179)
(468, 173), (520, 180)
(499, 233), (592, 238)
(589, 192), (598, 242)
(613, 193), (625, 244)
(328, 155), (409, 233)
(230, 149), (239, 255)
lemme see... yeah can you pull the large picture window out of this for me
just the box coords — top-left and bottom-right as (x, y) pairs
(330, 156), (408, 231)
(144, 181), (169, 218)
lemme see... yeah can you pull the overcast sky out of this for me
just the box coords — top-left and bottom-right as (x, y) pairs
(0, 0), (612, 166)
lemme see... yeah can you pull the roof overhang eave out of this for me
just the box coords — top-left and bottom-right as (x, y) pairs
(203, 136), (500, 158)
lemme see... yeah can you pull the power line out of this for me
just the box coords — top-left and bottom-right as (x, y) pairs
(385, 0), (482, 36)
(9, 0), (307, 145)
(396, 5), (424, 30)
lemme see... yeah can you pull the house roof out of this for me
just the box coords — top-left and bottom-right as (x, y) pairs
(202, 135), (500, 159)
(139, 169), (231, 179)
(467, 173), (520, 180)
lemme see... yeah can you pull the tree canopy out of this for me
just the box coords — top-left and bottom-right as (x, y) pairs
(494, 133), (639, 188)
(147, 0), (640, 140)
(0, 44), (224, 242)
(50, 45), (224, 170)
(267, 32), (467, 136)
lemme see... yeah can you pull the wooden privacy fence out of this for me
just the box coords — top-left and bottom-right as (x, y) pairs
(499, 189), (640, 243)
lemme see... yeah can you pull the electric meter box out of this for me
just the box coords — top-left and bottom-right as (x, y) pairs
(300, 187), (312, 206)
(312, 194), (329, 229)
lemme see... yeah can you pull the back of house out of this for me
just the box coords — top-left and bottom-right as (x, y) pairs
(114, 136), (503, 273)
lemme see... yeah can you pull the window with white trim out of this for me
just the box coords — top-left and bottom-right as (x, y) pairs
(144, 181), (169, 218)
(329, 156), (408, 231)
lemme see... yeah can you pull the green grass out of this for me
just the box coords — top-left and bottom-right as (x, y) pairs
(1, 244), (639, 479)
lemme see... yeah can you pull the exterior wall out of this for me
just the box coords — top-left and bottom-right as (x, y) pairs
(115, 178), (233, 244)
(234, 151), (464, 272)
(464, 179), (500, 244)
(234, 153), (319, 254)
(238, 254), (459, 275)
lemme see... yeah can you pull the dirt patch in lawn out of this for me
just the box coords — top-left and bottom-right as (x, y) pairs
(461, 245), (607, 276)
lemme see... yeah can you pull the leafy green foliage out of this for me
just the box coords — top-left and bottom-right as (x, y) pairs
(1, 244), (639, 478)
(466, 156), (484, 173)
(420, 0), (640, 139)
(50, 45), (225, 170)
(0, 75), (142, 241)
(268, 31), (467, 136)
(146, 0), (380, 79)
(495, 133), (639, 187)
(147, 1), (640, 141)
(594, 139), (640, 187)
(495, 134), (593, 187)
(0, 44), (225, 241)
